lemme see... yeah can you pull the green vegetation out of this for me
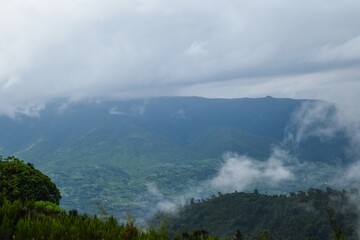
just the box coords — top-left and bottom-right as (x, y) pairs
(0, 194), (353, 240)
(0, 155), (357, 240)
(0, 199), (172, 240)
(0, 97), (351, 221)
(0, 156), (61, 204)
(0, 157), (219, 239)
(153, 188), (358, 239)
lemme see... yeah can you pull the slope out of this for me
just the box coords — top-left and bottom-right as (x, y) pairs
(0, 96), (351, 218)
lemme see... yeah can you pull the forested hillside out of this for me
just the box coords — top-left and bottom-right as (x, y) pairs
(0, 156), (61, 204)
(0, 157), (174, 240)
(153, 189), (358, 239)
(0, 156), (355, 240)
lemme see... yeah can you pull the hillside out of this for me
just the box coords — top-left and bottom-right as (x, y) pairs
(0, 96), (350, 219)
(153, 188), (358, 239)
(1, 156), (353, 240)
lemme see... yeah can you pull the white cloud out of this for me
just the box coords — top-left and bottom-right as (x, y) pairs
(145, 182), (185, 215)
(109, 107), (127, 116)
(0, 0), (360, 116)
(155, 200), (178, 214)
(142, 149), (296, 217)
(286, 99), (360, 160)
(146, 182), (162, 198)
(289, 101), (340, 144)
(315, 35), (360, 62)
(210, 150), (294, 192)
(342, 162), (360, 187)
(177, 66), (360, 103)
(2, 75), (21, 91)
(184, 40), (209, 57)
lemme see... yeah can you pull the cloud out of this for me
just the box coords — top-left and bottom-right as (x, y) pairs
(285, 99), (360, 223)
(286, 99), (360, 161)
(334, 163), (360, 238)
(206, 99), (360, 194)
(2, 75), (21, 91)
(0, 0), (360, 116)
(315, 35), (360, 62)
(147, 183), (186, 213)
(209, 150), (294, 192)
(147, 182), (163, 198)
(178, 66), (360, 104)
(109, 107), (127, 116)
(184, 40), (209, 58)
(287, 101), (340, 144)
(141, 149), (296, 221)
(340, 162), (360, 188)
(140, 96), (360, 217)
(138, 94), (360, 224)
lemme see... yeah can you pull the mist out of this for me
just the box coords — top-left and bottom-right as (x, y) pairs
(144, 99), (360, 224)
(209, 150), (294, 192)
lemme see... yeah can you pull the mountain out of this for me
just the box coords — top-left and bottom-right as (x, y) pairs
(0, 96), (350, 219)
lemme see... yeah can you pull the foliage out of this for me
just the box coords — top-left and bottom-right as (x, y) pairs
(0, 199), (225, 240)
(153, 188), (358, 240)
(0, 154), (356, 240)
(0, 156), (61, 204)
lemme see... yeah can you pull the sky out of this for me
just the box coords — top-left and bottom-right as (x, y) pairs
(1, 0), (360, 116)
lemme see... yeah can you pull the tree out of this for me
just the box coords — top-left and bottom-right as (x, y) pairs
(0, 156), (61, 204)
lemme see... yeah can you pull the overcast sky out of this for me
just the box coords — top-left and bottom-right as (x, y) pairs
(1, 0), (360, 116)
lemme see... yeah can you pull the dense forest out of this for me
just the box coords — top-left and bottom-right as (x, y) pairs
(0, 156), (171, 240)
(0, 155), (358, 239)
(152, 189), (359, 239)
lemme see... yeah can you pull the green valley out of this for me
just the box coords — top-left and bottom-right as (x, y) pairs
(0, 97), (351, 220)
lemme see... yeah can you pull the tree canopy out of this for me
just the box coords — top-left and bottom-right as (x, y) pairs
(153, 188), (358, 239)
(0, 156), (61, 205)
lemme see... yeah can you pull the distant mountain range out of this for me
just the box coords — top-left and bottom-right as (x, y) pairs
(0, 96), (350, 220)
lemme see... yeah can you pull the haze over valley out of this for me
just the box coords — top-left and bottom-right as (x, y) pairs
(0, 96), (357, 223)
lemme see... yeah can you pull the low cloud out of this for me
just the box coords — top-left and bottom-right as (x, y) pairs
(287, 99), (360, 238)
(335, 165), (360, 239)
(149, 100), (360, 217)
(287, 101), (340, 144)
(142, 150), (296, 222)
(109, 107), (127, 116)
(209, 149), (295, 192)
(287, 100), (360, 160)
(341, 162), (360, 188)
(315, 35), (360, 62)
(109, 103), (147, 117)
(146, 183), (185, 215)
